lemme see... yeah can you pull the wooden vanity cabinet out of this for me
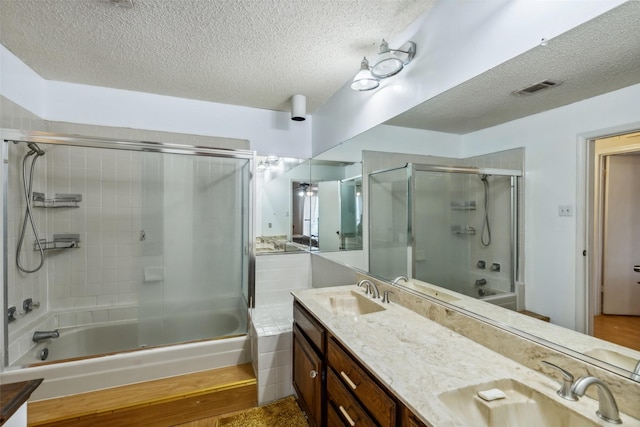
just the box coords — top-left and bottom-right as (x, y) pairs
(327, 337), (396, 426)
(293, 302), (326, 427)
(401, 406), (431, 427)
(293, 301), (429, 427)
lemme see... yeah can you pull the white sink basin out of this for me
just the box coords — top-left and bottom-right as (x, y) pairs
(439, 379), (599, 427)
(314, 290), (386, 316)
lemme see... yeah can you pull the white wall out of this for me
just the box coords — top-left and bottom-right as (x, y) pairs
(311, 0), (625, 156)
(315, 124), (462, 162)
(462, 82), (640, 330)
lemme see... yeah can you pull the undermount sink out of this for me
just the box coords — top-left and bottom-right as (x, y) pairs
(439, 379), (599, 427)
(585, 348), (638, 372)
(315, 290), (386, 316)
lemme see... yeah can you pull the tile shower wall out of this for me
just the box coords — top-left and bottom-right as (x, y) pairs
(363, 148), (524, 297)
(4, 117), (249, 363)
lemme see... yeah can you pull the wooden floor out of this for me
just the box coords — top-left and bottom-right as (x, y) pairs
(594, 314), (640, 352)
(28, 364), (257, 427)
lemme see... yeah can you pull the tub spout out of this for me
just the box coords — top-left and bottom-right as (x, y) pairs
(33, 330), (59, 343)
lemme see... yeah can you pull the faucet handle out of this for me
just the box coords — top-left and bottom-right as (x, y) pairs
(382, 290), (394, 304)
(541, 361), (578, 401)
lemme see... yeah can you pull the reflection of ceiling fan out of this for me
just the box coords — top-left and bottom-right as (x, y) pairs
(297, 183), (317, 197)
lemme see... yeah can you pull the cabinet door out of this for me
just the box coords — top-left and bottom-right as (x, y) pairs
(293, 326), (323, 427)
(402, 405), (430, 427)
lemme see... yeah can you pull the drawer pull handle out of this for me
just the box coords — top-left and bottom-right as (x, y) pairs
(340, 371), (358, 390)
(339, 405), (356, 426)
(309, 370), (318, 379)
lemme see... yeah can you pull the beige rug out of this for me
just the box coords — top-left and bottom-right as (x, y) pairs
(216, 396), (309, 427)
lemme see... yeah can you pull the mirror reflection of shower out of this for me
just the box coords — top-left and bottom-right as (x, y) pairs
(480, 174), (492, 247)
(15, 141), (46, 273)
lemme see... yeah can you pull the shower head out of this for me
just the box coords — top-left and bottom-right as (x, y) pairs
(27, 142), (45, 156)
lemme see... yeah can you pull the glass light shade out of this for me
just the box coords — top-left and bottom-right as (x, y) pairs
(371, 53), (404, 78)
(351, 57), (379, 91)
(371, 40), (403, 78)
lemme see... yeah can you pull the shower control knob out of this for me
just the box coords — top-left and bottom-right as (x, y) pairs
(633, 265), (640, 273)
(309, 370), (318, 379)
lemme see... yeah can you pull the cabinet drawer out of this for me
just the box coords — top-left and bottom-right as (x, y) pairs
(294, 302), (325, 353)
(327, 369), (377, 427)
(327, 399), (349, 427)
(328, 338), (396, 427)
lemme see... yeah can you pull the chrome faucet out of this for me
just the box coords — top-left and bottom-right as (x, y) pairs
(571, 376), (622, 424)
(356, 279), (379, 298)
(32, 330), (59, 343)
(357, 279), (373, 295)
(392, 276), (408, 284)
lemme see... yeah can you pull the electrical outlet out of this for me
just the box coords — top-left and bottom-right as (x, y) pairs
(559, 205), (573, 217)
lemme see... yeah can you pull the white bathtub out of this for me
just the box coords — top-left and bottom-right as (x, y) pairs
(455, 286), (517, 310)
(1, 310), (250, 401)
(14, 309), (245, 365)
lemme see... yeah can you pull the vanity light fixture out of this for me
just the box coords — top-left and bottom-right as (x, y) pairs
(350, 40), (416, 91)
(257, 156), (281, 173)
(371, 39), (416, 78)
(350, 57), (380, 91)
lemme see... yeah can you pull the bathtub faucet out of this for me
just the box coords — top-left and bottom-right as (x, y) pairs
(33, 330), (59, 343)
(475, 278), (487, 286)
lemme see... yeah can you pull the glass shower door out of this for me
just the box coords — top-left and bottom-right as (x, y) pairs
(369, 167), (410, 281)
(139, 152), (250, 347)
(412, 170), (473, 290)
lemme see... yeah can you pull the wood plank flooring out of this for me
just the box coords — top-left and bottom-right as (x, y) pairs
(593, 314), (640, 352)
(28, 364), (257, 427)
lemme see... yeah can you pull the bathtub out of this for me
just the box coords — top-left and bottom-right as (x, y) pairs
(2, 310), (250, 401)
(455, 286), (517, 310)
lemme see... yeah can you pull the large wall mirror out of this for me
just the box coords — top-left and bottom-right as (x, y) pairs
(310, 3), (640, 383)
(256, 156), (363, 254)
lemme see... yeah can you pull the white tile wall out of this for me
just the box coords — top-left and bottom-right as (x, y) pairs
(4, 117), (251, 363)
(251, 312), (294, 405)
(252, 253), (311, 404)
(255, 253), (311, 307)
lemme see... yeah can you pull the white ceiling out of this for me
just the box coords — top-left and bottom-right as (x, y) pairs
(2, 1), (639, 135)
(386, 1), (640, 134)
(0, 0), (434, 114)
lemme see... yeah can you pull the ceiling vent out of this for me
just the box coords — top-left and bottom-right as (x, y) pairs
(511, 80), (562, 96)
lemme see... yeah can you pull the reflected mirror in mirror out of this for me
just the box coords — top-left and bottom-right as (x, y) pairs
(256, 156), (310, 254)
(310, 159), (362, 252)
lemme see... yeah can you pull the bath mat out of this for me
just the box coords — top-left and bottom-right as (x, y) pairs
(216, 395), (309, 427)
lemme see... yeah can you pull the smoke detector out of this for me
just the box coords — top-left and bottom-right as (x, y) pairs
(511, 80), (562, 96)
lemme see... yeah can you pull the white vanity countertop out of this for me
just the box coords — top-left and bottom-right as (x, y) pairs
(292, 285), (640, 427)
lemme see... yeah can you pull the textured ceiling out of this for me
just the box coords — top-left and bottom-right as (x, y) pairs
(0, 0), (434, 113)
(386, 1), (640, 134)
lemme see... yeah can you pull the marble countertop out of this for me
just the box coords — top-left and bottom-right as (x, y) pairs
(401, 280), (640, 370)
(292, 285), (640, 427)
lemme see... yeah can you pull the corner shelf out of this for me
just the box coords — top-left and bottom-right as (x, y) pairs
(33, 192), (82, 208)
(34, 234), (81, 251)
(450, 200), (476, 210)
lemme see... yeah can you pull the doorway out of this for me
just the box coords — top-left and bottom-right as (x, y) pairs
(589, 131), (640, 351)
